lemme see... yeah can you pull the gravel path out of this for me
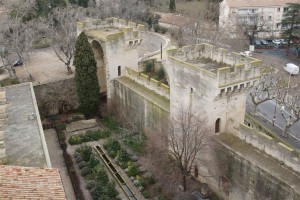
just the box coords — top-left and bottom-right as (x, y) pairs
(44, 129), (76, 200)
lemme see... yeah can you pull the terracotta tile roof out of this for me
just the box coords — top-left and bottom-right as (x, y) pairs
(156, 12), (193, 27)
(0, 165), (66, 200)
(225, 0), (300, 8)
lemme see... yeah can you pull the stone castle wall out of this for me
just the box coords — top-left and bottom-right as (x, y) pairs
(238, 123), (300, 173)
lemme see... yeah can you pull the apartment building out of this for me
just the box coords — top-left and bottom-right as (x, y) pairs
(219, 0), (299, 38)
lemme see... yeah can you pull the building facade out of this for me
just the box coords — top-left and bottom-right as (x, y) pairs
(219, 0), (299, 38)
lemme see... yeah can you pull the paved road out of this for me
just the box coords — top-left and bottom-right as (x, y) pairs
(246, 97), (300, 150)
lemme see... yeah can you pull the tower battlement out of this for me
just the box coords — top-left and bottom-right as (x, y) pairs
(77, 17), (145, 46)
(167, 43), (262, 90)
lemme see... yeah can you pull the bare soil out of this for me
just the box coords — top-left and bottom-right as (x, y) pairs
(15, 47), (75, 84)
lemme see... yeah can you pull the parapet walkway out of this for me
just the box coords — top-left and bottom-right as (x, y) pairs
(215, 133), (300, 197)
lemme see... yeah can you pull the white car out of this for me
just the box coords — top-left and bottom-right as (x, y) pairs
(272, 39), (281, 45)
(240, 51), (252, 57)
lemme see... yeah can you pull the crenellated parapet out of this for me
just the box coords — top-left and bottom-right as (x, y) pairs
(125, 68), (170, 99)
(77, 17), (145, 47)
(167, 43), (262, 96)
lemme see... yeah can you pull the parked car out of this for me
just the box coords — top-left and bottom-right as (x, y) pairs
(240, 51), (252, 57)
(254, 40), (261, 46)
(280, 39), (288, 45)
(284, 63), (299, 75)
(265, 38), (273, 43)
(12, 59), (23, 66)
(260, 39), (268, 45)
(272, 39), (281, 45)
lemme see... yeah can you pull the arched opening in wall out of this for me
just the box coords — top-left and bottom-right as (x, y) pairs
(118, 66), (121, 76)
(220, 176), (230, 196)
(91, 40), (107, 104)
(215, 118), (220, 133)
(91, 40), (106, 95)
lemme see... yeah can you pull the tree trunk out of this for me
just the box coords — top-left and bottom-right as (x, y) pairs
(282, 125), (290, 138)
(182, 174), (187, 192)
(67, 65), (73, 74)
(251, 104), (259, 116)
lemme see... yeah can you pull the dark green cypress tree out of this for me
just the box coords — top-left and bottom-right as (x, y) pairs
(74, 32), (100, 116)
(169, 0), (176, 13)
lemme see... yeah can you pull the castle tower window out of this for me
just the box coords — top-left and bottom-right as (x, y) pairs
(233, 85), (238, 91)
(215, 118), (220, 133)
(191, 87), (194, 94)
(118, 66), (121, 76)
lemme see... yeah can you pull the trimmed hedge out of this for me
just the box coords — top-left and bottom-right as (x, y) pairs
(69, 129), (111, 145)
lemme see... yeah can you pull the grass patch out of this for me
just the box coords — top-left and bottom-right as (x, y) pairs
(101, 116), (119, 132)
(0, 78), (20, 87)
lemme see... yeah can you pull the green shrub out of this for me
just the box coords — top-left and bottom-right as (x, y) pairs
(104, 139), (121, 153)
(146, 176), (156, 185)
(108, 150), (118, 158)
(88, 155), (100, 169)
(127, 164), (139, 177)
(118, 149), (130, 164)
(76, 145), (93, 162)
(68, 129), (111, 145)
(69, 135), (81, 145)
(146, 62), (153, 72)
(75, 155), (83, 163)
(105, 182), (118, 198)
(157, 67), (165, 80)
(90, 184), (105, 200)
(78, 161), (87, 169)
(57, 124), (66, 130)
(96, 167), (109, 185)
(86, 180), (96, 190)
(123, 136), (145, 155)
(58, 132), (66, 141)
(142, 191), (152, 198)
(81, 166), (92, 176)
(153, 24), (167, 34)
(101, 116), (119, 131)
(159, 196), (167, 200)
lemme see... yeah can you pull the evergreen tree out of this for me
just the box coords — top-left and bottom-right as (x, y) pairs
(74, 32), (100, 116)
(281, 3), (300, 57)
(169, 0), (176, 13)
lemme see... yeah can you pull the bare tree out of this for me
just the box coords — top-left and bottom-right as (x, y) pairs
(0, 0), (35, 80)
(249, 69), (277, 115)
(49, 6), (79, 74)
(168, 107), (210, 191)
(36, 78), (78, 116)
(275, 76), (300, 137)
(236, 12), (269, 45)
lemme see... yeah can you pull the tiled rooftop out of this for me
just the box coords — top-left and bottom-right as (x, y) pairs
(0, 165), (66, 200)
(225, 0), (300, 8)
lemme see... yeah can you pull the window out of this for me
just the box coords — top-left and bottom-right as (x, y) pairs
(234, 85), (238, 90)
(284, 7), (289, 12)
(240, 84), (244, 89)
(118, 66), (121, 76)
(268, 16), (272, 21)
(129, 41), (133, 46)
(190, 87), (194, 94)
(277, 8), (280, 12)
(276, 23), (280, 28)
(251, 9), (255, 13)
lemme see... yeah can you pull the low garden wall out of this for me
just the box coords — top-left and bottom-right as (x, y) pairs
(33, 77), (79, 117)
